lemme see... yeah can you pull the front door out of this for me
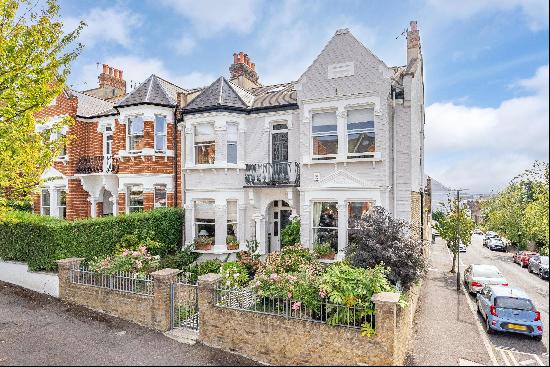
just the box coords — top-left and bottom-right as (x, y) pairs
(103, 126), (113, 172)
(271, 123), (289, 184)
(269, 200), (292, 252)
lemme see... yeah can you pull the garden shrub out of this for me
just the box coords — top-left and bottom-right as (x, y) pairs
(158, 244), (199, 270)
(281, 217), (300, 246)
(0, 208), (183, 271)
(346, 206), (426, 290)
(89, 246), (160, 275)
(219, 262), (249, 288)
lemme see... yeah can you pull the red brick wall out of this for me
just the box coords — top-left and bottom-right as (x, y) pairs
(66, 179), (90, 220)
(118, 192), (126, 215)
(33, 193), (41, 215)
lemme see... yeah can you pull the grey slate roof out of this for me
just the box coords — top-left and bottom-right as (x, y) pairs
(115, 74), (186, 108)
(184, 77), (248, 112)
(69, 89), (115, 118)
(184, 77), (297, 114)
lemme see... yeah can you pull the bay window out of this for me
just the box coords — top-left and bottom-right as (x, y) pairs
(194, 200), (215, 238)
(154, 185), (167, 208)
(312, 201), (338, 252)
(127, 185), (144, 213)
(41, 189), (50, 216)
(227, 123), (238, 164)
(127, 116), (145, 152)
(227, 200), (238, 237)
(347, 201), (372, 245)
(194, 124), (215, 164)
(312, 112), (338, 159)
(347, 108), (375, 158)
(154, 115), (167, 152)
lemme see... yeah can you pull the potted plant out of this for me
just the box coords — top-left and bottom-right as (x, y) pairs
(314, 242), (336, 260)
(226, 235), (240, 251)
(194, 235), (214, 251)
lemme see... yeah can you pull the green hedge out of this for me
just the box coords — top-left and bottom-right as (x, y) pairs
(0, 208), (184, 271)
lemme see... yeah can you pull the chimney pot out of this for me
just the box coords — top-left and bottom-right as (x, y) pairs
(119, 70), (123, 80)
(114, 69), (119, 79)
(233, 53), (238, 64)
(251, 62), (255, 71)
(108, 67), (113, 76)
(239, 51), (244, 63)
(103, 64), (109, 74)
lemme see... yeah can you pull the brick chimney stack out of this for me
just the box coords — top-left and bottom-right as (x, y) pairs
(406, 21), (421, 64)
(229, 51), (260, 89)
(96, 63), (126, 98)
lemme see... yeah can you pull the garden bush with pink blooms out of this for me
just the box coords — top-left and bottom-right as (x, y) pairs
(89, 245), (160, 275)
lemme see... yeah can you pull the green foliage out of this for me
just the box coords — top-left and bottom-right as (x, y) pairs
(158, 245), (199, 270)
(432, 210), (445, 224)
(483, 162), (549, 251)
(219, 262), (249, 288)
(281, 217), (300, 247)
(195, 259), (222, 276)
(0, 0), (84, 214)
(0, 208), (183, 271)
(313, 242), (335, 258)
(89, 246), (160, 275)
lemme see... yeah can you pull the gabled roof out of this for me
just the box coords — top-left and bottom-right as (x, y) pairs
(69, 89), (115, 118)
(184, 77), (248, 112)
(250, 82), (296, 109)
(115, 74), (186, 108)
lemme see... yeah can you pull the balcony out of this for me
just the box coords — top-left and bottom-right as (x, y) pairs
(244, 162), (300, 187)
(75, 156), (119, 174)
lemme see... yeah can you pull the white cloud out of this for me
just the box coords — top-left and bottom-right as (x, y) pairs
(426, 65), (549, 193)
(80, 56), (215, 90)
(174, 35), (196, 56)
(160, 0), (260, 37)
(425, 0), (548, 31)
(64, 8), (142, 49)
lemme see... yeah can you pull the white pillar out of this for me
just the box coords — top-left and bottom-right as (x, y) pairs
(184, 203), (194, 245)
(253, 213), (266, 254)
(89, 196), (98, 218)
(238, 204), (247, 249)
(336, 110), (347, 160)
(49, 188), (59, 218)
(111, 193), (118, 217)
(337, 202), (347, 259)
(214, 203), (227, 252)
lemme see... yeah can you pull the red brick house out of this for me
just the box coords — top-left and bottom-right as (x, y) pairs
(33, 64), (190, 219)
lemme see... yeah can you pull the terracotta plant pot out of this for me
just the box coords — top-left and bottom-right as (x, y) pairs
(194, 243), (213, 251)
(227, 243), (240, 251)
(320, 252), (336, 260)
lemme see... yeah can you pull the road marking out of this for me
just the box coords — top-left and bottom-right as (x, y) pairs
(533, 354), (544, 366)
(508, 350), (520, 366)
(459, 358), (485, 366)
(519, 359), (536, 365)
(499, 349), (512, 366)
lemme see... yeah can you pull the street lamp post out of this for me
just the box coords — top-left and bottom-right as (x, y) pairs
(455, 188), (468, 292)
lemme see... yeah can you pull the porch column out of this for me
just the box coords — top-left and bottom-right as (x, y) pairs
(88, 196), (98, 218)
(300, 204), (310, 249)
(238, 204), (247, 248)
(184, 203), (194, 245)
(337, 202), (347, 259)
(111, 194), (118, 217)
(49, 188), (59, 218)
(253, 213), (266, 254)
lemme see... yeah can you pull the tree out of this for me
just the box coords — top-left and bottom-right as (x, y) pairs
(0, 0), (83, 216)
(435, 197), (474, 273)
(346, 206), (427, 290)
(432, 210), (445, 225)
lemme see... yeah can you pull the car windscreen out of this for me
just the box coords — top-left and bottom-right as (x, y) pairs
(541, 257), (549, 266)
(495, 297), (534, 311)
(473, 268), (501, 278)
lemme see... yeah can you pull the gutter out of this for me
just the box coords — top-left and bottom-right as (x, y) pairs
(392, 89), (397, 217)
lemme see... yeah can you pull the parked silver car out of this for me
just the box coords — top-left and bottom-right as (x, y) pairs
(464, 264), (508, 293)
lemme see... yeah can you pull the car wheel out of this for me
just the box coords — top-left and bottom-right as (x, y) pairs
(539, 272), (545, 279)
(486, 319), (494, 334)
(528, 266), (533, 273)
(476, 300), (482, 314)
(533, 335), (543, 342)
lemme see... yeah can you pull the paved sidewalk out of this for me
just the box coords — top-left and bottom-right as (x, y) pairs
(0, 282), (256, 366)
(407, 238), (492, 366)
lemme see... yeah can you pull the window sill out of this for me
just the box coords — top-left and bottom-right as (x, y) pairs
(184, 164), (246, 171)
(117, 149), (174, 160)
(306, 152), (382, 165)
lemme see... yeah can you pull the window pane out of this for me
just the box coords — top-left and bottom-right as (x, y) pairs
(347, 108), (374, 125)
(348, 131), (375, 153)
(155, 115), (166, 134)
(42, 207), (50, 216)
(129, 116), (144, 135)
(273, 123), (287, 131)
(227, 123), (238, 141)
(312, 202), (338, 228)
(197, 223), (215, 237)
(128, 185), (144, 210)
(313, 135), (338, 155)
(154, 185), (167, 208)
(227, 201), (237, 221)
(41, 190), (50, 206)
(195, 124), (214, 143)
(195, 200), (215, 220)
(227, 143), (237, 164)
(195, 144), (216, 164)
(155, 135), (166, 151)
(57, 190), (66, 206)
(313, 228), (338, 252)
(348, 202), (371, 227)
(312, 112), (337, 134)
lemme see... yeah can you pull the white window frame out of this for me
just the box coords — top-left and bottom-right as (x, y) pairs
(227, 200), (238, 238)
(311, 201), (339, 252)
(41, 189), (51, 216)
(311, 111), (338, 160)
(57, 189), (67, 219)
(194, 199), (215, 238)
(50, 131), (67, 159)
(226, 123), (238, 164)
(126, 184), (144, 213)
(194, 123), (216, 165)
(154, 184), (167, 208)
(346, 108), (376, 159)
(127, 115), (145, 153)
(154, 115), (167, 153)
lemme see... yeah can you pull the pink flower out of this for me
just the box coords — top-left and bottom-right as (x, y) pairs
(268, 273), (279, 282)
(122, 250), (129, 256)
(287, 275), (297, 283)
(139, 246), (147, 254)
(254, 281), (261, 287)
(319, 289), (327, 299)
(132, 251), (141, 258)
(135, 260), (143, 269)
(287, 292), (292, 299)
(291, 301), (301, 311)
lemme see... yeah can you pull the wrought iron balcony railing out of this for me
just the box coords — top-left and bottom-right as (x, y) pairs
(75, 155), (119, 174)
(244, 162), (300, 187)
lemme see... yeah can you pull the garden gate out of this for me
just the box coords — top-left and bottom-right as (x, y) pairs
(170, 274), (199, 331)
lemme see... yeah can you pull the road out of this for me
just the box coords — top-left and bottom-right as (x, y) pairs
(457, 234), (549, 366)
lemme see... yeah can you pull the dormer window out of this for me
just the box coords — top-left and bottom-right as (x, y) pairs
(154, 115), (167, 152)
(312, 112), (338, 159)
(347, 108), (375, 158)
(194, 123), (215, 164)
(127, 116), (144, 152)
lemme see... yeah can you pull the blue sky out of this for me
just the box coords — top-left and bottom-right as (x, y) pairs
(59, 0), (549, 193)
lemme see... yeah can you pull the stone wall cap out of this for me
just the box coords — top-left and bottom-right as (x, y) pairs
(371, 292), (401, 304)
(56, 257), (85, 264)
(151, 268), (181, 277)
(198, 273), (222, 283)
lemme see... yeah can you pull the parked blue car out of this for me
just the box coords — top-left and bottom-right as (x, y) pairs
(476, 285), (543, 341)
